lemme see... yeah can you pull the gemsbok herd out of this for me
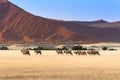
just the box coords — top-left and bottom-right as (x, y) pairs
(56, 49), (100, 55)
(21, 49), (100, 56)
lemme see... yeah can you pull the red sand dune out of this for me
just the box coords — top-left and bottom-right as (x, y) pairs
(0, 1), (120, 43)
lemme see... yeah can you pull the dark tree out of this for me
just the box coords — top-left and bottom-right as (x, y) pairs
(72, 45), (83, 50)
(102, 47), (108, 50)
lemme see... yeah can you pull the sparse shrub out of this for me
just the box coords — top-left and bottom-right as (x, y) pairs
(38, 47), (43, 50)
(88, 49), (95, 50)
(108, 49), (117, 51)
(62, 47), (68, 50)
(28, 48), (32, 50)
(32, 47), (43, 50)
(0, 46), (9, 50)
(72, 45), (86, 50)
(82, 48), (87, 50)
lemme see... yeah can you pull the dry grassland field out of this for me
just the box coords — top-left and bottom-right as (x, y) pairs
(0, 44), (120, 80)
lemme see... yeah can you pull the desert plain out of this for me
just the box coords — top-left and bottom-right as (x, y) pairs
(0, 43), (120, 80)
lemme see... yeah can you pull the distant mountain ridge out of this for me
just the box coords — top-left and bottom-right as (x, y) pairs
(0, 0), (120, 43)
(69, 19), (120, 28)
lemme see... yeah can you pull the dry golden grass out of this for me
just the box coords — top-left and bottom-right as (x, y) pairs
(0, 50), (120, 80)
